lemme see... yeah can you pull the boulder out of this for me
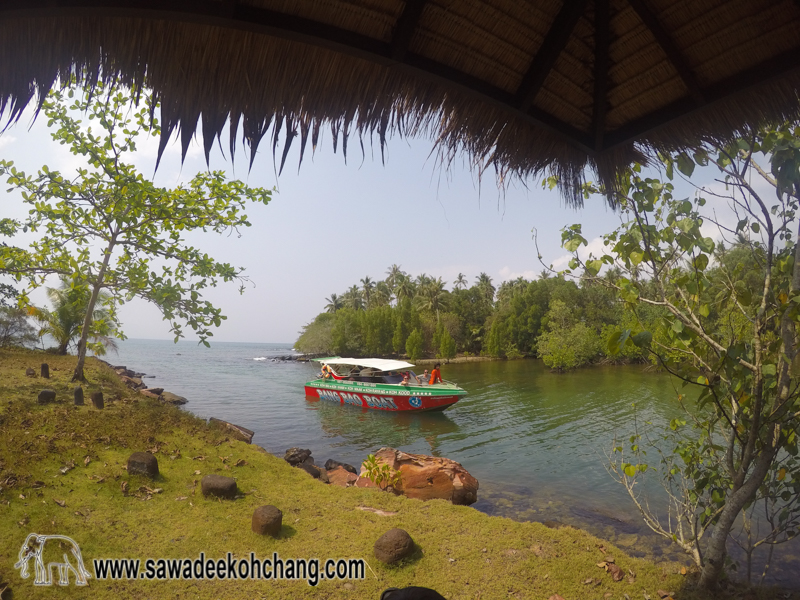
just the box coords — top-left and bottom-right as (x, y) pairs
(283, 447), (312, 466)
(208, 417), (254, 443)
(325, 459), (358, 474)
(297, 462), (320, 479)
(363, 447), (479, 505)
(127, 452), (159, 478)
(25, 367), (36, 377)
(139, 390), (161, 400)
(252, 505), (282, 536)
(90, 391), (104, 409)
(73, 386), (84, 406)
(161, 392), (188, 405)
(328, 466), (359, 487)
(201, 474), (238, 499)
(119, 375), (144, 389)
(37, 389), (56, 404)
(41, 363), (50, 378)
(147, 387), (164, 395)
(374, 528), (414, 564)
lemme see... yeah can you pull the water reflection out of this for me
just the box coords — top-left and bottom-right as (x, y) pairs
(308, 397), (460, 456)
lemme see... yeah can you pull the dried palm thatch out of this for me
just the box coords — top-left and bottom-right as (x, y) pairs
(1, 0), (799, 205)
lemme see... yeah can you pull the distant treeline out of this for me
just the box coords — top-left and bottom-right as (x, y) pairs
(294, 249), (758, 370)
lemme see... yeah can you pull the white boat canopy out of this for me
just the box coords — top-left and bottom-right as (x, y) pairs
(313, 357), (416, 371)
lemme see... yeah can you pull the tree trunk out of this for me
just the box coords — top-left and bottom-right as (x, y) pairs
(698, 450), (776, 588)
(72, 237), (115, 382)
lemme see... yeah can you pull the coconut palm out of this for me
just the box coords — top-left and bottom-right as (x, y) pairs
(453, 273), (468, 290)
(385, 264), (404, 290)
(324, 293), (343, 313)
(415, 277), (449, 321)
(28, 277), (118, 356)
(394, 274), (416, 303)
(360, 276), (375, 309)
(476, 272), (496, 304)
(372, 281), (392, 307)
(343, 285), (364, 311)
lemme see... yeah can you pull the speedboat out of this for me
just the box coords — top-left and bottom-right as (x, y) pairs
(304, 357), (466, 412)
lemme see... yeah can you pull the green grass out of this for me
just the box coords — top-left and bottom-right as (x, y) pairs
(0, 348), (789, 599)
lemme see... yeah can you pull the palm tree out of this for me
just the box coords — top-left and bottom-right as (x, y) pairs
(344, 285), (364, 311)
(360, 276), (375, 309)
(324, 293), (343, 313)
(385, 264), (404, 290)
(28, 276), (117, 356)
(394, 274), (416, 303)
(372, 281), (392, 307)
(476, 272), (496, 304)
(415, 277), (449, 321)
(453, 273), (468, 290)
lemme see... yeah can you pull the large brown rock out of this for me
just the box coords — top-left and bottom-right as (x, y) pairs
(252, 505), (282, 536)
(328, 466), (359, 487)
(374, 528), (414, 564)
(161, 391), (188, 405)
(201, 474), (238, 499)
(363, 447), (479, 505)
(37, 389), (56, 404)
(127, 451), (159, 478)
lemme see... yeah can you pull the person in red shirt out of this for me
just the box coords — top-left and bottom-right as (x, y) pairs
(429, 363), (443, 385)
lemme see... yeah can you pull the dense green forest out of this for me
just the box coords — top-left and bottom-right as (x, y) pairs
(294, 246), (761, 370)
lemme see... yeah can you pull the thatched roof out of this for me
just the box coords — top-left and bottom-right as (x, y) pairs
(2, 0), (800, 204)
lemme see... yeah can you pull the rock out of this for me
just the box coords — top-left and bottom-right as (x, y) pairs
(355, 476), (379, 489)
(127, 451), (159, 478)
(208, 417), (254, 443)
(374, 528), (414, 564)
(119, 375), (145, 389)
(328, 466), (359, 487)
(25, 367), (36, 377)
(37, 389), (56, 404)
(201, 474), (237, 499)
(90, 391), (104, 409)
(364, 447), (479, 505)
(73, 386), (84, 406)
(41, 363), (50, 378)
(284, 448), (312, 466)
(139, 390), (161, 400)
(325, 459), (358, 474)
(297, 462), (320, 479)
(161, 392), (188, 405)
(147, 387), (164, 395)
(251, 505), (282, 536)
(381, 587), (447, 600)
(318, 468), (330, 484)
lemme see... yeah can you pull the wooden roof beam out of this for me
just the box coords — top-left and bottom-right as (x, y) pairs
(605, 44), (800, 148)
(592, 0), (610, 151)
(514, 0), (589, 112)
(391, 0), (428, 62)
(626, 0), (705, 105)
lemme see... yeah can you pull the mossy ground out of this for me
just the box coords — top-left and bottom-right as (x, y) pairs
(0, 349), (791, 600)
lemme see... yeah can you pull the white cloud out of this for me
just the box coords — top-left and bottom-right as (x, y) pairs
(498, 266), (538, 281)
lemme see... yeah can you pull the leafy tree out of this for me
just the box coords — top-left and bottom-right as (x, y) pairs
(405, 328), (424, 361)
(28, 276), (117, 356)
(0, 85), (272, 381)
(438, 328), (456, 359)
(0, 306), (37, 348)
(295, 313), (335, 354)
(562, 123), (800, 587)
(536, 299), (599, 370)
(0, 282), (18, 307)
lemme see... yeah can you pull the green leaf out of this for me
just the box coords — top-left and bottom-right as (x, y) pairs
(631, 331), (652, 348)
(623, 464), (637, 477)
(677, 153), (695, 177)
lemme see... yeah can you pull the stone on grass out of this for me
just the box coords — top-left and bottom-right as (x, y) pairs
(90, 391), (104, 409)
(74, 387), (84, 406)
(161, 391), (188, 405)
(284, 447), (312, 466)
(25, 367), (35, 377)
(374, 528), (415, 564)
(381, 587), (447, 600)
(325, 459), (358, 474)
(41, 363), (50, 378)
(328, 466), (359, 487)
(297, 462), (320, 479)
(139, 389), (161, 400)
(251, 505), (282, 536)
(38, 389), (56, 404)
(201, 474), (237, 499)
(127, 452), (159, 478)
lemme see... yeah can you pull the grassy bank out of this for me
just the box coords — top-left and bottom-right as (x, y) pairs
(0, 349), (781, 599)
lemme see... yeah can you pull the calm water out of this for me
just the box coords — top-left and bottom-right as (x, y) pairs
(112, 339), (799, 585)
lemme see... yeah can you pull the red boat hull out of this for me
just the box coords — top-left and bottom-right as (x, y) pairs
(304, 385), (461, 412)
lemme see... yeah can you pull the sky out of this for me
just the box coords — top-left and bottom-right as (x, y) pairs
(0, 96), (734, 345)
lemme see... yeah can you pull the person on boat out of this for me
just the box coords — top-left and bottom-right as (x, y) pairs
(429, 363), (443, 385)
(421, 369), (429, 384)
(400, 373), (410, 386)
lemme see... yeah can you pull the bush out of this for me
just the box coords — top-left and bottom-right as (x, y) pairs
(405, 329), (424, 361)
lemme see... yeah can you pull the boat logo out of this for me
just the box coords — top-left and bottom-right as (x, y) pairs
(409, 396), (422, 408)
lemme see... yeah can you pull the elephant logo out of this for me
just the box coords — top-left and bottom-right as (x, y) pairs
(14, 533), (91, 586)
